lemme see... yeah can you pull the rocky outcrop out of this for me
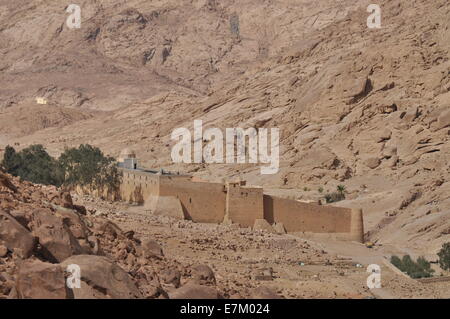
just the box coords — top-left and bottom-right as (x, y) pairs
(15, 259), (67, 299)
(30, 208), (85, 262)
(0, 211), (36, 259)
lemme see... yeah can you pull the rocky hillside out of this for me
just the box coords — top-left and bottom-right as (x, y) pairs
(0, 0), (449, 255)
(3, 170), (449, 299)
(1, 169), (284, 299)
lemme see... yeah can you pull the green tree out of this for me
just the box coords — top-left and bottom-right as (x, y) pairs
(390, 254), (434, 279)
(337, 184), (346, 195)
(437, 242), (450, 271)
(2, 145), (63, 186)
(390, 255), (402, 270)
(17, 145), (64, 186)
(58, 144), (121, 193)
(1, 145), (21, 175)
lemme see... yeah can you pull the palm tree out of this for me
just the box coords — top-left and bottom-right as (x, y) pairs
(337, 185), (346, 196)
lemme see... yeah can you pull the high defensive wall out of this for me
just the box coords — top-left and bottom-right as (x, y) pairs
(115, 150), (364, 242)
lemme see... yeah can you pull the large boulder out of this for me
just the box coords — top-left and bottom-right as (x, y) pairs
(0, 210), (36, 258)
(0, 172), (17, 192)
(30, 208), (84, 262)
(9, 209), (33, 229)
(16, 259), (68, 299)
(61, 255), (142, 299)
(54, 208), (89, 239)
(169, 283), (222, 299)
(58, 191), (74, 209)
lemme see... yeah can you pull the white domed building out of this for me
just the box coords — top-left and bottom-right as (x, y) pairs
(118, 148), (138, 170)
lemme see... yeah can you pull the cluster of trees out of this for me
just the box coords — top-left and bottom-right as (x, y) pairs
(390, 255), (434, 279)
(1, 144), (121, 192)
(438, 243), (450, 271)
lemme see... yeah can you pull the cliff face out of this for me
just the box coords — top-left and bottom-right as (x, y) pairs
(0, 0), (449, 254)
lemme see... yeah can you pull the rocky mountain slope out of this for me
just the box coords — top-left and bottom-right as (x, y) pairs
(0, 0), (449, 256)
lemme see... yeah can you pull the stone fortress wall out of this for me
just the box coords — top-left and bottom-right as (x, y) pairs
(118, 151), (364, 242)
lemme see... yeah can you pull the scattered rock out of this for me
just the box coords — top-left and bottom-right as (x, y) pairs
(272, 223), (287, 234)
(250, 286), (283, 299)
(141, 239), (164, 259)
(253, 268), (274, 281)
(98, 220), (124, 240)
(160, 269), (181, 288)
(0, 244), (8, 257)
(169, 283), (222, 299)
(253, 219), (276, 233)
(192, 264), (216, 286)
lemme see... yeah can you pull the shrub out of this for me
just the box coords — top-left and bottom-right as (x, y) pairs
(390, 255), (434, 279)
(324, 192), (345, 203)
(437, 242), (450, 271)
(324, 185), (347, 203)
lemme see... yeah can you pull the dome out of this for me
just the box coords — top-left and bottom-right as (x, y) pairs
(118, 148), (136, 162)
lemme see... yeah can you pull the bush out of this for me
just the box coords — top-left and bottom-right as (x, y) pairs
(324, 185), (346, 203)
(390, 255), (434, 279)
(437, 242), (450, 271)
(324, 192), (345, 203)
